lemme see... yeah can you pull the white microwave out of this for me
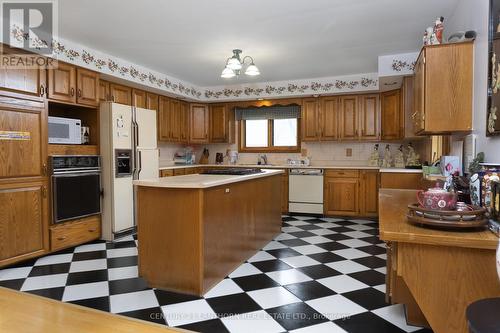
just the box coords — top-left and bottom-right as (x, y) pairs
(48, 116), (82, 144)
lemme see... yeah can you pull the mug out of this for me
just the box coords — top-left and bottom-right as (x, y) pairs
(417, 188), (457, 210)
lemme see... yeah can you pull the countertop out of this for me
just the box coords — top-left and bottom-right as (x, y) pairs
(159, 164), (421, 172)
(134, 169), (284, 189)
(378, 188), (498, 250)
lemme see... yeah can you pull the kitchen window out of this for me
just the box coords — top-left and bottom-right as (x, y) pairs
(237, 104), (301, 153)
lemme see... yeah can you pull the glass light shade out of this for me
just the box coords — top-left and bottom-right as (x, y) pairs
(245, 63), (260, 76)
(227, 57), (242, 70)
(221, 66), (236, 78)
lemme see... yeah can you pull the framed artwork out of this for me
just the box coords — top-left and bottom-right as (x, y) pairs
(488, 0), (500, 136)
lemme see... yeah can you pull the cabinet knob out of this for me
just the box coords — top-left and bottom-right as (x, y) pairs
(57, 236), (66, 241)
(88, 229), (96, 233)
(70, 88), (75, 96)
(78, 89), (82, 98)
(40, 85), (45, 97)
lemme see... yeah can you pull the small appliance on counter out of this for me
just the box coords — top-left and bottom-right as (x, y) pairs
(48, 116), (82, 144)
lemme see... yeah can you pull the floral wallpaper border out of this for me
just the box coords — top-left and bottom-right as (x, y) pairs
(9, 25), (379, 101)
(391, 59), (416, 72)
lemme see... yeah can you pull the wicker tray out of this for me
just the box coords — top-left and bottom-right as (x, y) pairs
(407, 203), (488, 229)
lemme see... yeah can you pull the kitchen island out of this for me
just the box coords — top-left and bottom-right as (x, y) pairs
(379, 189), (500, 333)
(133, 169), (283, 295)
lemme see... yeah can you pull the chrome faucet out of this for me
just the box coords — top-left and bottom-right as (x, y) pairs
(258, 154), (268, 165)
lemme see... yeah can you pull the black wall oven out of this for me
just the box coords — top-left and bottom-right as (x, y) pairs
(51, 155), (101, 223)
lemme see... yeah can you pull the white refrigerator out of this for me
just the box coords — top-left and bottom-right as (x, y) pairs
(100, 102), (158, 240)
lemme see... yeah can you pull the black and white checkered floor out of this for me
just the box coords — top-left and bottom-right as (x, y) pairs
(0, 215), (433, 333)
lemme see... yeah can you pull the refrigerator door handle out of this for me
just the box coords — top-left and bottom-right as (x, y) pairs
(137, 150), (142, 179)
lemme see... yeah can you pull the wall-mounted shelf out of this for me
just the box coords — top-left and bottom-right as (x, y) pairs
(48, 144), (99, 156)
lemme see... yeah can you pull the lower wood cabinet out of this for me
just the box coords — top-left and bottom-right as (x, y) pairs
(50, 216), (101, 252)
(324, 169), (379, 217)
(0, 180), (49, 267)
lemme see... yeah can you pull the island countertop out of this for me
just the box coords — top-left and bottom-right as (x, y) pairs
(134, 169), (283, 189)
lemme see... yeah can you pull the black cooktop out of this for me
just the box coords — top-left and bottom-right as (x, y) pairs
(201, 168), (263, 175)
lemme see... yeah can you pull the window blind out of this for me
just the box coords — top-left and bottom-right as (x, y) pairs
(235, 104), (301, 120)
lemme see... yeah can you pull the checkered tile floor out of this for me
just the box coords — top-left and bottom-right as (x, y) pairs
(0, 215), (433, 333)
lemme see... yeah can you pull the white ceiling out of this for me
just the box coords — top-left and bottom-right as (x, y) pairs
(58, 0), (460, 87)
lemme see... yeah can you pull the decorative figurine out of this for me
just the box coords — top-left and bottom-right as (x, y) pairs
(423, 27), (433, 45)
(434, 16), (444, 44)
(394, 145), (405, 168)
(368, 144), (380, 167)
(489, 106), (498, 134)
(406, 143), (421, 167)
(382, 144), (393, 168)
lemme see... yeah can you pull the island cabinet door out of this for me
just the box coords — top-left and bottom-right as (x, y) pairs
(324, 177), (359, 216)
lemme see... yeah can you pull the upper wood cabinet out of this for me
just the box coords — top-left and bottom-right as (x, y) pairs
(358, 94), (380, 140)
(169, 99), (182, 141)
(402, 76), (416, 138)
(146, 93), (159, 111)
(180, 101), (189, 143)
(189, 103), (209, 144)
(109, 83), (132, 105)
(99, 80), (110, 102)
(359, 170), (379, 217)
(0, 49), (46, 98)
(381, 89), (403, 140)
(158, 97), (189, 143)
(132, 89), (146, 108)
(301, 98), (319, 141)
(76, 68), (99, 107)
(47, 62), (76, 103)
(0, 180), (49, 267)
(339, 96), (358, 140)
(158, 96), (172, 141)
(210, 104), (228, 143)
(320, 96), (340, 140)
(413, 42), (473, 134)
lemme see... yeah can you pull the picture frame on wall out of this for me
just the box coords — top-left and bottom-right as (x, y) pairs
(488, 0), (500, 136)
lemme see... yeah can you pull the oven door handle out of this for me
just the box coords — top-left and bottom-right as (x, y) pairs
(53, 170), (101, 176)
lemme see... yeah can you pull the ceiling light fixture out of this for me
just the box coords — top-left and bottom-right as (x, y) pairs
(221, 49), (260, 78)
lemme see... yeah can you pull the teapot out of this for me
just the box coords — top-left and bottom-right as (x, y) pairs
(417, 188), (457, 210)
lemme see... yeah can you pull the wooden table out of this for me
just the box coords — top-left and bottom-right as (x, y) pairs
(0, 287), (183, 333)
(134, 170), (282, 296)
(379, 189), (500, 333)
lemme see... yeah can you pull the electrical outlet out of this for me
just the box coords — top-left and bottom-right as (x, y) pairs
(346, 148), (352, 157)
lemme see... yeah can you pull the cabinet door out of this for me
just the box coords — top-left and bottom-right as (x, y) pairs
(402, 76), (415, 138)
(413, 52), (425, 133)
(210, 104), (228, 143)
(0, 51), (46, 98)
(110, 83), (132, 105)
(158, 96), (171, 141)
(282, 173), (289, 213)
(180, 101), (189, 143)
(301, 98), (319, 141)
(381, 90), (402, 140)
(47, 62), (76, 103)
(0, 181), (49, 266)
(170, 99), (181, 141)
(189, 104), (209, 143)
(132, 89), (147, 108)
(99, 80), (110, 102)
(324, 177), (359, 216)
(0, 105), (47, 179)
(360, 170), (379, 217)
(146, 93), (159, 111)
(76, 68), (99, 106)
(359, 94), (380, 140)
(340, 96), (358, 140)
(320, 96), (339, 140)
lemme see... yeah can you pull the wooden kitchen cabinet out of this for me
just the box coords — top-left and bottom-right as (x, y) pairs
(402, 76), (416, 138)
(99, 80), (110, 102)
(50, 216), (100, 252)
(160, 169), (174, 177)
(360, 170), (379, 217)
(169, 99), (182, 141)
(180, 101), (189, 142)
(413, 42), (473, 134)
(189, 103), (209, 143)
(109, 83), (132, 105)
(301, 98), (320, 141)
(76, 68), (99, 107)
(210, 104), (228, 143)
(0, 180), (49, 267)
(359, 94), (380, 140)
(47, 62), (77, 103)
(282, 171), (289, 213)
(0, 47), (46, 98)
(320, 96), (340, 140)
(158, 96), (172, 141)
(381, 89), (403, 140)
(146, 92), (159, 111)
(132, 89), (147, 108)
(339, 96), (358, 140)
(324, 176), (359, 216)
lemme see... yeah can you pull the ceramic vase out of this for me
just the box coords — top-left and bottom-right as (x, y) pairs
(469, 173), (481, 206)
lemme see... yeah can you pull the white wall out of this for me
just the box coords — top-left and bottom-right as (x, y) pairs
(448, 0), (500, 163)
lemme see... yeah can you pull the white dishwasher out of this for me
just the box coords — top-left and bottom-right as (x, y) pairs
(288, 169), (324, 214)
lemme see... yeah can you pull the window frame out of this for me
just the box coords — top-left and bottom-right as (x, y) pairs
(238, 118), (301, 153)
